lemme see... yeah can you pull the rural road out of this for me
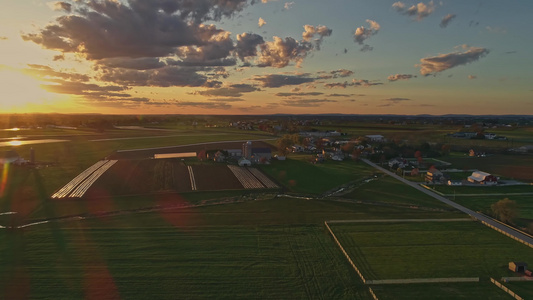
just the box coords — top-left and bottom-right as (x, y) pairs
(362, 159), (533, 246)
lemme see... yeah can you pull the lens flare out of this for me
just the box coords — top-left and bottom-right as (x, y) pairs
(0, 162), (10, 197)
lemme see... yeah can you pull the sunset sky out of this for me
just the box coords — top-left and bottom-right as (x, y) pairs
(0, 0), (531, 115)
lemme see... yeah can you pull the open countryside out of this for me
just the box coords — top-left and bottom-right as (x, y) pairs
(1, 114), (533, 299)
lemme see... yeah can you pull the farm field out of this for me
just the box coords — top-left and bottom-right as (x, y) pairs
(87, 159), (276, 196)
(370, 282), (512, 300)
(0, 197), (468, 300)
(259, 155), (375, 194)
(443, 154), (533, 181)
(0, 224), (369, 299)
(342, 176), (453, 210)
(431, 184), (533, 195)
(330, 221), (533, 280)
(452, 195), (533, 221)
(502, 281), (533, 299)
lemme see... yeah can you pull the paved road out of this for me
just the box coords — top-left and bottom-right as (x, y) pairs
(362, 159), (533, 246)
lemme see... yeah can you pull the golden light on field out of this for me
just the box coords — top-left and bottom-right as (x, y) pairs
(0, 69), (57, 112)
(7, 140), (22, 146)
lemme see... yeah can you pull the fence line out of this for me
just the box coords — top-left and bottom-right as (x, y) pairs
(490, 278), (524, 300)
(326, 218), (472, 224)
(365, 277), (479, 285)
(502, 277), (533, 282)
(324, 221), (367, 284)
(368, 287), (379, 300)
(482, 221), (533, 249)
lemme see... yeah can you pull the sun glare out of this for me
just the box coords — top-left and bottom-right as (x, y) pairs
(7, 140), (22, 146)
(0, 69), (56, 112)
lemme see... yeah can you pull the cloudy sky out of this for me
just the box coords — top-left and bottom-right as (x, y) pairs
(0, 0), (531, 115)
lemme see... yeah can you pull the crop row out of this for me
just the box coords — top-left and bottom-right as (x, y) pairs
(248, 168), (278, 188)
(187, 165), (197, 191)
(227, 165), (264, 189)
(69, 160), (118, 198)
(51, 160), (108, 198)
(51, 160), (117, 198)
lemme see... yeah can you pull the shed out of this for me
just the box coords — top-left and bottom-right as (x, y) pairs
(509, 262), (527, 273)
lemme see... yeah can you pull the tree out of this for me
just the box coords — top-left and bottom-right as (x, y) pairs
(441, 144), (451, 156)
(491, 198), (519, 224)
(276, 135), (296, 156)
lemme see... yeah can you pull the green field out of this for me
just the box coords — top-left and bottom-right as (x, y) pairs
(330, 221), (533, 280)
(371, 282), (512, 300)
(502, 281), (533, 299)
(452, 195), (533, 220)
(343, 176), (453, 210)
(1, 224), (368, 299)
(0, 198), (466, 299)
(432, 184), (533, 195)
(259, 155), (375, 194)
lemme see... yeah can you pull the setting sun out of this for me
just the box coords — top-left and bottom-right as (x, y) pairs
(0, 69), (56, 112)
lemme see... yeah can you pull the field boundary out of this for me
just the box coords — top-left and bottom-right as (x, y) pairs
(502, 277), (533, 282)
(325, 219), (483, 286)
(326, 218), (472, 224)
(324, 221), (367, 283)
(365, 277), (479, 284)
(481, 220), (533, 249)
(491, 278), (524, 300)
(478, 212), (533, 240)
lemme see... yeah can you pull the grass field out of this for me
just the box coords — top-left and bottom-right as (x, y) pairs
(432, 184), (533, 195)
(259, 155), (375, 194)
(371, 282), (512, 299)
(0, 224), (370, 299)
(502, 281), (533, 299)
(0, 198), (467, 299)
(452, 195), (533, 220)
(342, 176), (453, 210)
(330, 221), (533, 280)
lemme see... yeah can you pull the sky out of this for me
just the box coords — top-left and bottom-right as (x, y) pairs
(0, 0), (531, 115)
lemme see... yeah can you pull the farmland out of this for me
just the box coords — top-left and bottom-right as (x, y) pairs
(342, 175), (453, 210)
(330, 221), (533, 280)
(431, 184), (533, 195)
(442, 154), (533, 181)
(1, 116), (533, 299)
(370, 282), (512, 299)
(259, 155), (376, 195)
(0, 198), (466, 300)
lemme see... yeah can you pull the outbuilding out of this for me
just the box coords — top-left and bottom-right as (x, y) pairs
(468, 171), (498, 185)
(509, 262), (528, 273)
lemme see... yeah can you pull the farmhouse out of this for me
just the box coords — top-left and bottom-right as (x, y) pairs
(509, 262), (527, 273)
(388, 157), (408, 168)
(468, 171), (498, 185)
